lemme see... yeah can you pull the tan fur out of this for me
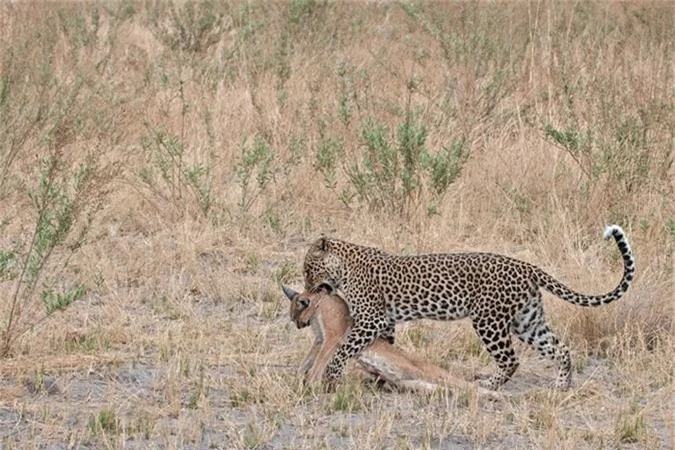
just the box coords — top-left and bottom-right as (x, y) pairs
(289, 290), (477, 392)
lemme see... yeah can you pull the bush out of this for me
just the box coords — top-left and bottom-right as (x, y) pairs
(343, 114), (468, 217)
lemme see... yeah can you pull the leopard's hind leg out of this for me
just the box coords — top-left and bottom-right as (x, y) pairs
(511, 289), (572, 390)
(472, 317), (519, 390)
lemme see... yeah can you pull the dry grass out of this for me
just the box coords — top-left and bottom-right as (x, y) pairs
(0, 1), (672, 448)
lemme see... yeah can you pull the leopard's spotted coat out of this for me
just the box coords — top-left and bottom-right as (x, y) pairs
(302, 225), (634, 389)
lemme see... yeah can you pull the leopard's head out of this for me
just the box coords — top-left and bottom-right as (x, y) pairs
(303, 236), (342, 293)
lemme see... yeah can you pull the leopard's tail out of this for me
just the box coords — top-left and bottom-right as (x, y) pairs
(533, 225), (635, 307)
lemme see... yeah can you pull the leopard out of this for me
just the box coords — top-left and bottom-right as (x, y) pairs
(281, 285), (482, 393)
(302, 225), (635, 390)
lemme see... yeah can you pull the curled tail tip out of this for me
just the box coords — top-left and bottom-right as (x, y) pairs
(603, 224), (624, 240)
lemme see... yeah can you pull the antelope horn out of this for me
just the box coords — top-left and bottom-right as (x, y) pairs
(282, 285), (299, 301)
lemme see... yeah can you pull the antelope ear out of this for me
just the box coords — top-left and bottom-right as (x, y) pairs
(282, 285), (298, 301)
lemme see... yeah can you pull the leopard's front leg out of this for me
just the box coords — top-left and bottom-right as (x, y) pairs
(380, 317), (396, 345)
(323, 312), (389, 384)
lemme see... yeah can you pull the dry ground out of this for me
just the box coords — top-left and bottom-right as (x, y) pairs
(0, 2), (673, 449)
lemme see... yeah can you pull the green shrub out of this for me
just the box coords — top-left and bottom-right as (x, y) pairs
(236, 134), (276, 212)
(2, 153), (108, 357)
(139, 127), (215, 218)
(343, 114), (468, 216)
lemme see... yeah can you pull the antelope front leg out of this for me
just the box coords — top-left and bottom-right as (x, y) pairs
(299, 341), (321, 379)
(306, 336), (343, 384)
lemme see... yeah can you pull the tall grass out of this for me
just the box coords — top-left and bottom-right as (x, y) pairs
(1, 0), (671, 361)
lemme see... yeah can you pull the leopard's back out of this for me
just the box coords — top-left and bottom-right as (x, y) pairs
(375, 252), (535, 322)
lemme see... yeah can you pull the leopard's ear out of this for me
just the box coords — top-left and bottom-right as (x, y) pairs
(311, 236), (329, 254)
(316, 282), (336, 295)
(282, 285), (299, 301)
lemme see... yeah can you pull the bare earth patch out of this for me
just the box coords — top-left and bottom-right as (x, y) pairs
(0, 291), (671, 449)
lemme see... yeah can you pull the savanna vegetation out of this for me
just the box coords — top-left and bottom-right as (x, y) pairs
(0, 1), (672, 448)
